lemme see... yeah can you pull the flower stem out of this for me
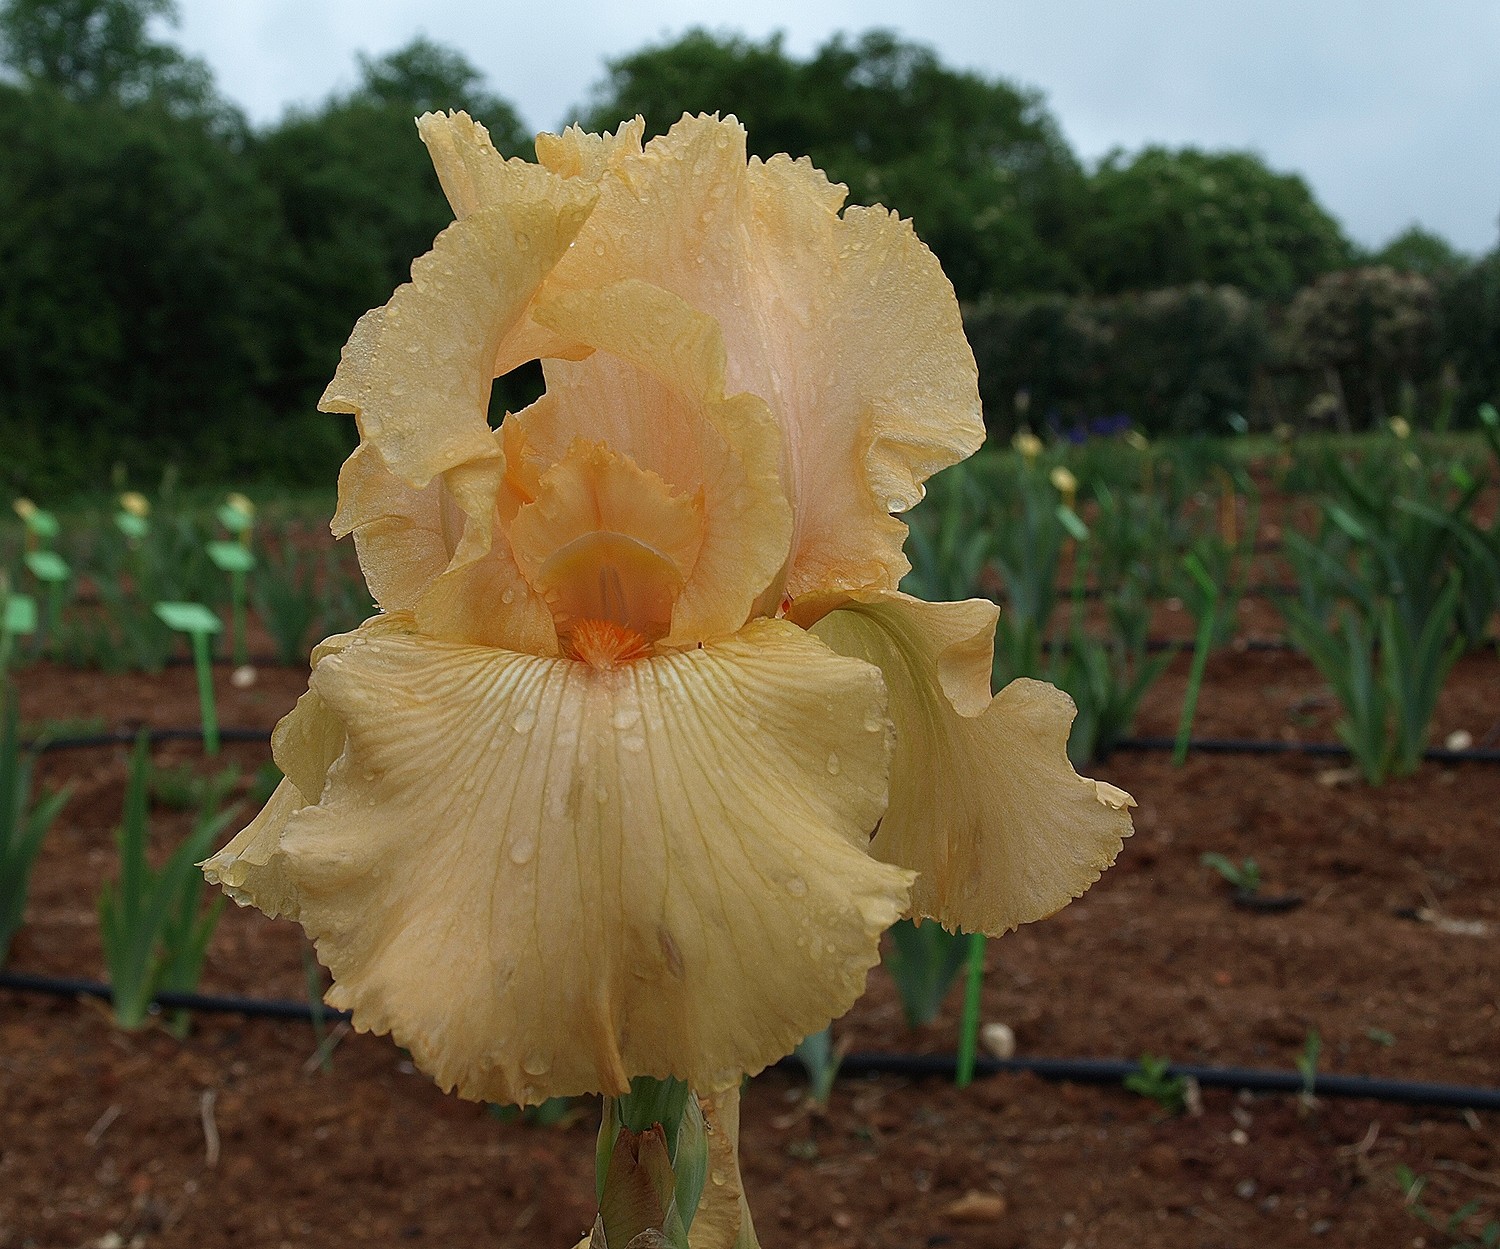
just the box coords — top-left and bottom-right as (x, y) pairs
(955, 931), (987, 1088)
(591, 1076), (707, 1249)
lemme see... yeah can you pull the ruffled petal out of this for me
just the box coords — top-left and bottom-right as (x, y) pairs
(417, 110), (597, 224)
(318, 188), (596, 487)
(535, 117), (646, 183)
(201, 680), (349, 919)
(262, 618), (908, 1104)
(331, 443), (462, 613)
(201, 777), (304, 919)
(795, 590), (1133, 936)
(525, 114), (980, 597)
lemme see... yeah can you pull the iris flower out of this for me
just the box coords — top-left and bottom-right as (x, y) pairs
(204, 112), (1132, 1243)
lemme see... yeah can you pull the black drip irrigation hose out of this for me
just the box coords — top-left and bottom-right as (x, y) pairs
(1113, 736), (1500, 764)
(4, 971), (1496, 1111)
(23, 726), (272, 752)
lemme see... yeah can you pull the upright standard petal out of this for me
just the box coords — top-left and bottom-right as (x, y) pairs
(796, 590), (1133, 936)
(511, 280), (792, 645)
(319, 186), (596, 488)
(523, 114), (982, 597)
(263, 619), (909, 1105)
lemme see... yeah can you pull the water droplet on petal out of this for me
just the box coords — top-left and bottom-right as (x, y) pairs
(513, 709), (536, 733)
(786, 876), (807, 896)
(612, 707), (641, 731)
(501, 588), (515, 605)
(508, 835), (536, 865)
(826, 752), (841, 775)
(522, 1052), (548, 1076)
(622, 735), (646, 753)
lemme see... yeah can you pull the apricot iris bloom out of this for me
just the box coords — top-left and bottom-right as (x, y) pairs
(204, 111), (1132, 1236)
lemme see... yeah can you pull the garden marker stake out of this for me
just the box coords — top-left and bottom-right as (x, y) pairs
(152, 602), (223, 754)
(200, 111), (1132, 1245)
(207, 540), (256, 667)
(23, 550), (70, 653)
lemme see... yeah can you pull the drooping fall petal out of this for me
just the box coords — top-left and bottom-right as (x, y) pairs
(796, 590), (1134, 935)
(201, 679), (347, 920)
(238, 619), (908, 1105)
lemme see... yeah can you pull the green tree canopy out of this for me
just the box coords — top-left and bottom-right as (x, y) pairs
(1074, 146), (1353, 299)
(253, 37), (530, 420)
(0, 0), (216, 114)
(0, 83), (287, 491)
(1372, 224), (1469, 278)
(576, 28), (1087, 298)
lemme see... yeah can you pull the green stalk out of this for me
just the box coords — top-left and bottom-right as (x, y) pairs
(190, 630), (219, 755)
(230, 569), (248, 668)
(955, 930), (986, 1088)
(1173, 554), (1219, 767)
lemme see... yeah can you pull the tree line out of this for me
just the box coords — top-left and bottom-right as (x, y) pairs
(0, 2), (1495, 494)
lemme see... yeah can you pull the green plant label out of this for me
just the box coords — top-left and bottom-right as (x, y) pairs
(216, 502), (254, 534)
(115, 513), (150, 540)
(207, 541), (257, 574)
(23, 550), (70, 583)
(153, 601), (223, 635)
(22, 509), (59, 540)
(3, 593), (38, 635)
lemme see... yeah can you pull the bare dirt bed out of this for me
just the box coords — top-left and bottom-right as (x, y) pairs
(3, 614), (1498, 1248)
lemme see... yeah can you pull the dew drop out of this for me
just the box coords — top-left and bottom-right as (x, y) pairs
(513, 709), (537, 733)
(864, 711), (885, 734)
(501, 588), (515, 605)
(886, 497), (905, 514)
(825, 752), (841, 776)
(622, 735), (646, 753)
(514, 231), (532, 251)
(593, 242), (606, 256)
(508, 836), (536, 865)
(595, 785), (610, 804)
(521, 1052), (548, 1076)
(710, 1168), (728, 1188)
(786, 876), (808, 897)
(612, 706), (641, 731)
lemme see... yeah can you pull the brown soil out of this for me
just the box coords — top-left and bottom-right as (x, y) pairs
(3, 603), (1498, 1248)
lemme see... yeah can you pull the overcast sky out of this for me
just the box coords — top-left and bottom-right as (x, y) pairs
(171, 0), (1500, 255)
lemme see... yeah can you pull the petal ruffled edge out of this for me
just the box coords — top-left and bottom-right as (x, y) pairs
(319, 186), (596, 487)
(222, 618), (909, 1105)
(795, 589), (1133, 936)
